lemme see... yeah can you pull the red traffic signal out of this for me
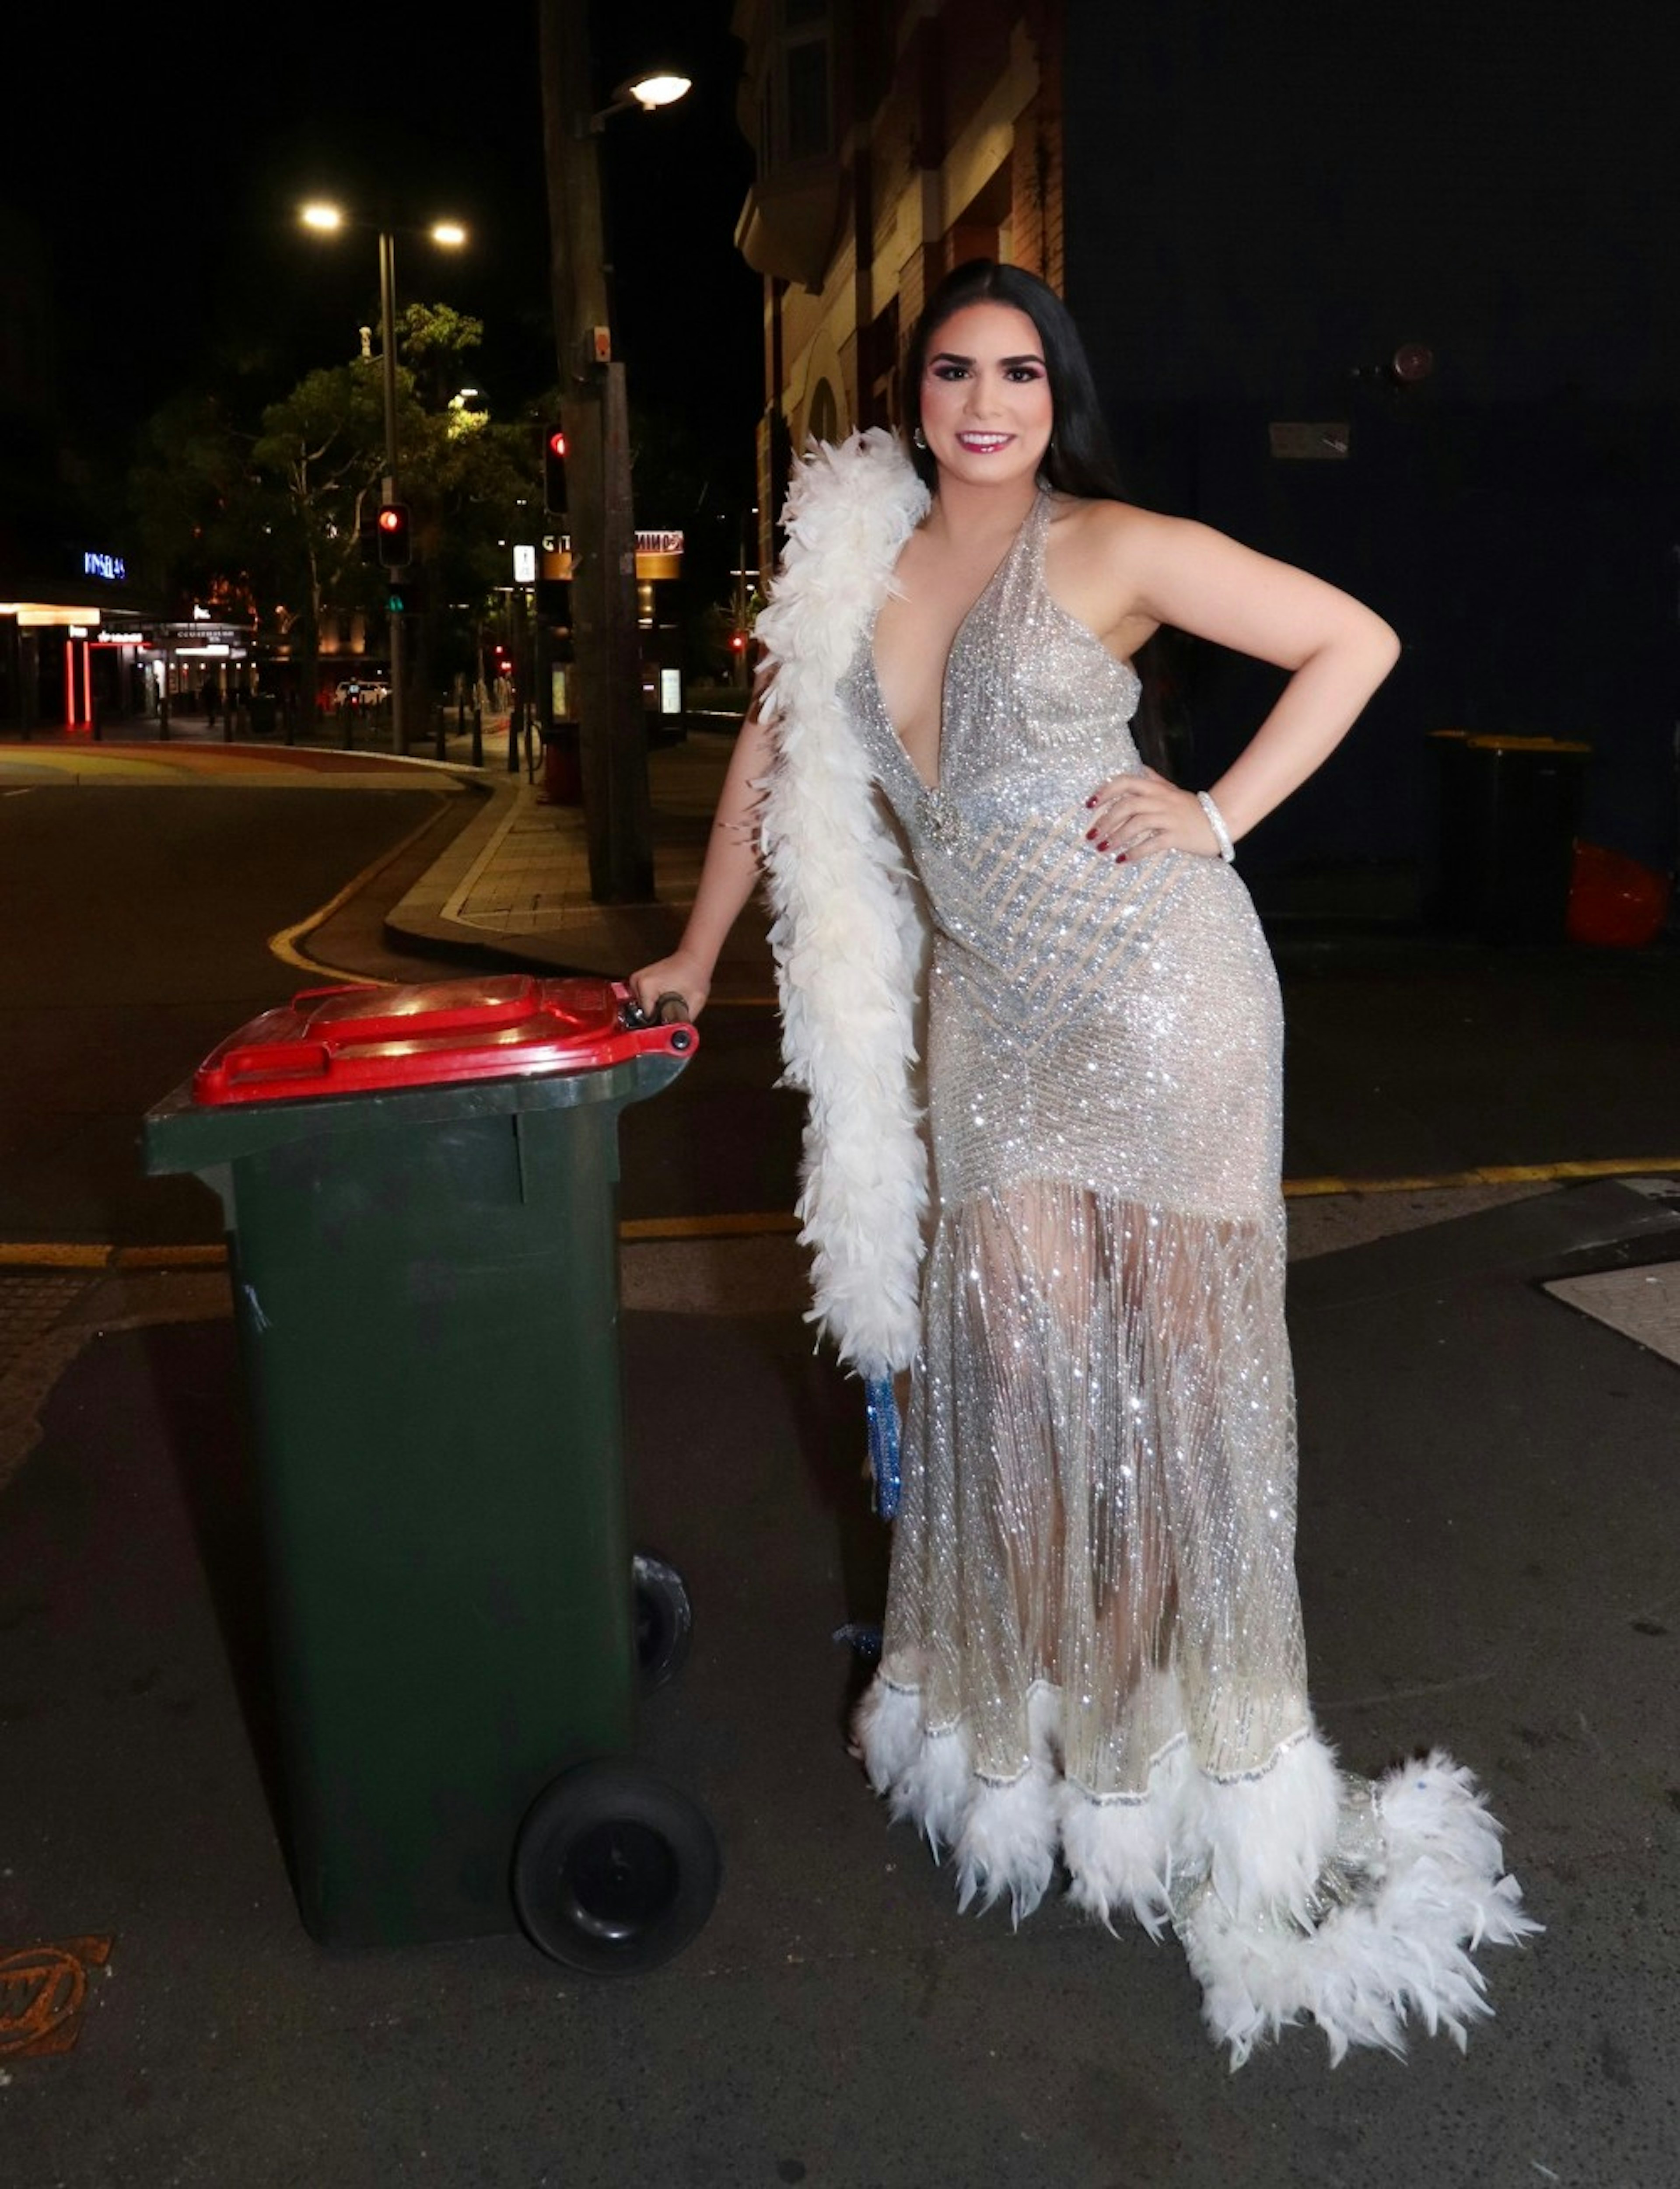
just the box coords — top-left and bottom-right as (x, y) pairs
(729, 632), (747, 652)
(375, 502), (411, 568)
(543, 427), (568, 514)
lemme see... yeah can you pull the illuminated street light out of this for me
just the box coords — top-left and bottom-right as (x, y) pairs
(590, 68), (692, 130)
(626, 71), (690, 108)
(299, 201), (469, 752)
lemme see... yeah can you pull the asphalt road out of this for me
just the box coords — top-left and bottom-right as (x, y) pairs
(0, 779), (806, 1246)
(0, 783), (455, 1243)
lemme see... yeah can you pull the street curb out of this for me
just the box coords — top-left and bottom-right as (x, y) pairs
(381, 773), (775, 990)
(378, 774), (553, 970)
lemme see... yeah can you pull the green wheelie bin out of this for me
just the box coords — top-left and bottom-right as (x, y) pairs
(143, 973), (718, 1972)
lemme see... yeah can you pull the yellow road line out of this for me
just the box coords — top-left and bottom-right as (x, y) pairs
(1281, 1157), (1680, 1198)
(618, 1211), (802, 1242)
(267, 799), (463, 984)
(4, 1158), (1676, 1274)
(111, 1244), (231, 1270)
(0, 1244), (115, 1269)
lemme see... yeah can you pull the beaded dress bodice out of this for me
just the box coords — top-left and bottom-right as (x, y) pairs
(838, 487), (1282, 1223)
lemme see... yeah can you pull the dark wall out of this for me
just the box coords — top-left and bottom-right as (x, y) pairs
(1064, 0), (1680, 878)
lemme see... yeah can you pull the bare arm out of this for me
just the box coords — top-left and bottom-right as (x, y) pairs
(1084, 508), (1400, 860)
(627, 694), (775, 1019)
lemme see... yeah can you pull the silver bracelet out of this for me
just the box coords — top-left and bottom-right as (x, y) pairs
(1196, 790), (1236, 863)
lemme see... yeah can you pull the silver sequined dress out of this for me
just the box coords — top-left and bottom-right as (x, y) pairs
(841, 488), (1310, 1804)
(833, 481), (1533, 2066)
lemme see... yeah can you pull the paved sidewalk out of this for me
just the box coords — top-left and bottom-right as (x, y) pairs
(384, 721), (775, 1000)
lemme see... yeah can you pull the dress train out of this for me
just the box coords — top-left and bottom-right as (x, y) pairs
(854, 1678), (1539, 2067)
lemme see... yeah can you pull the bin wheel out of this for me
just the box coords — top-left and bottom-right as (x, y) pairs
(513, 1760), (720, 1975)
(632, 1553), (693, 1692)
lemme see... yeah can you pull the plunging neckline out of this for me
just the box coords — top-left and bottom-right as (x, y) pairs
(867, 490), (1047, 795)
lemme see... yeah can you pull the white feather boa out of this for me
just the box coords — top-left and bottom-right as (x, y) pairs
(754, 430), (934, 1381)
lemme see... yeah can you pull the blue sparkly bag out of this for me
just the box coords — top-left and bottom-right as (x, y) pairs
(864, 1377), (902, 1519)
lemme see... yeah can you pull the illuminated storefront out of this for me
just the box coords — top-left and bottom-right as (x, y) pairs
(536, 529), (686, 718)
(0, 541), (152, 733)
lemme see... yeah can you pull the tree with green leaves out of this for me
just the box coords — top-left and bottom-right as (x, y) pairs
(250, 360), (399, 705)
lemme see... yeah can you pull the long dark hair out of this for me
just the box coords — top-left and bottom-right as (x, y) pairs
(902, 260), (1178, 775)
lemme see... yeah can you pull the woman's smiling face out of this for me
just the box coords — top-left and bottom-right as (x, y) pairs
(917, 301), (1054, 490)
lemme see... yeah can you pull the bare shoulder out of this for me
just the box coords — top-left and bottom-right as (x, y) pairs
(1040, 494), (1186, 648)
(1046, 493), (1187, 566)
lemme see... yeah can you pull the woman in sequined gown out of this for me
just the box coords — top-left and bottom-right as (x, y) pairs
(633, 263), (1534, 2063)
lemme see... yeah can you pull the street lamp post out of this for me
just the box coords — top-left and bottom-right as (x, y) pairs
(375, 226), (408, 750)
(301, 203), (466, 755)
(538, 11), (690, 904)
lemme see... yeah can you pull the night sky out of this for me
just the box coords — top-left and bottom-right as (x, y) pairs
(7, 2), (760, 479)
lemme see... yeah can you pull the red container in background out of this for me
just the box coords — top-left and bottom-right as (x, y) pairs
(1566, 843), (1672, 948)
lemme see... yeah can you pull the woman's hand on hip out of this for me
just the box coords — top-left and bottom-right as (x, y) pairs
(1084, 767), (1223, 862)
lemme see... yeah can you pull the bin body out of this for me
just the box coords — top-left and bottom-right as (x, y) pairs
(1429, 731), (1591, 941)
(144, 978), (692, 1948)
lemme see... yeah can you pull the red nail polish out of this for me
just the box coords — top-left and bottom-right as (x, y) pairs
(1114, 852), (1128, 865)
(1095, 839), (1108, 852)
(1085, 827), (1097, 841)
(1084, 796), (1097, 809)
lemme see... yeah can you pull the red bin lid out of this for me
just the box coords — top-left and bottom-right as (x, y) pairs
(190, 975), (695, 1106)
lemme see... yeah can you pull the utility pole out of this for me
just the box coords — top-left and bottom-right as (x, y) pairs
(539, 0), (654, 902)
(377, 228), (410, 756)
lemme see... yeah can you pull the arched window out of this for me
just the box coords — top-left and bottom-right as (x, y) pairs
(808, 377), (839, 446)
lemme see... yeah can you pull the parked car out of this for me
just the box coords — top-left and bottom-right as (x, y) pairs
(330, 676), (391, 710)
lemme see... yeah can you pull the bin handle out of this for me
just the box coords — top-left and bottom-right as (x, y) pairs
(209, 1039), (334, 1088)
(617, 986), (690, 1030)
(297, 979), (543, 1046)
(615, 983), (696, 1054)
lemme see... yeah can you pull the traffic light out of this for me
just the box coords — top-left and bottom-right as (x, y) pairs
(543, 427), (568, 515)
(385, 571), (425, 616)
(375, 502), (411, 568)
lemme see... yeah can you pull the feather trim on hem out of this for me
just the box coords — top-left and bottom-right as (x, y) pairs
(852, 1676), (1539, 2065)
(1177, 1746), (1543, 2069)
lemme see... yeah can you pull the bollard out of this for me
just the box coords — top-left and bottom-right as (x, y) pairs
(284, 696), (294, 747)
(159, 694), (171, 742)
(434, 705), (446, 763)
(340, 702), (354, 752)
(471, 704), (483, 769)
